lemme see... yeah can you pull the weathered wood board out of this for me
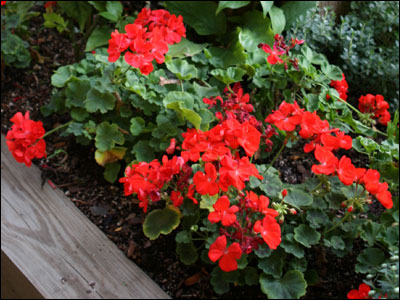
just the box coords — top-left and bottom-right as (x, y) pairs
(1, 135), (170, 299)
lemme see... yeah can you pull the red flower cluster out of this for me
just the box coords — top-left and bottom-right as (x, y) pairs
(327, 73), (348, 101)
(6, 112), (47, 167)
(44, 1), (57, 9)
(203, 83), (261, 131)
(1, 1), (6, 6)
(258, 34), (304, 69)
(108, 8), (186, 75)
(265, 100), (393, 209)
(358, 94), (391, 126)
(347, 283), (371, 299)
(119, 155), (192, 212)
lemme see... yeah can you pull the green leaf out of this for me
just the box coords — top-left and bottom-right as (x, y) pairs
(164, 91), (194, 109)
(355, 248), (385, 274)
(84, 88), (115, 113)
(57, 1), (92, 32)
(260, 270), (307, 299)
(193, 82), (220, 99)
(85, 26), (113, 52)
(210, 267), (231, 294)
(167, 38), (207, 58)
(324, 235), (345, 251)
(294, 224), (321, 248)
(132, 140), (155, 162)
(321, 63), (343, 81)
(359, 221), (384, 247)
(176, 231), (192, 243)
(211, 67), (246, 86)
(244, 267), (259, 286)
(259, 167), (283, 198)
(103, 1), (123, 21)
(216, 1), (250, 15)
(284, 188), (313, 209)
(165, 59), (198, 80)
(129, 117), (145, 136)
(281, 1), (317, 30)
(269, 6), (285, 34)
(238, 10), (274, 52)
(65, 79), (91, 108)
(176, 242), (198, 265)
(260, 1), (274, 17)
(165, 1), (226, 35)
(70, 108), (89, 122)
(43, 12), (68, 33)
(51, 65), (74, 88)
(208, 28), (248, 68)
(258, 250), (286, 278)
(280, 233), (305, 259)
(95, 122), (124, 152)
(306, 209), (330, 229)
(143, 205), (181, 240)
(199, 108), (215, 131)
(200, 194), (218, 212)
(104, 162), (121, 183)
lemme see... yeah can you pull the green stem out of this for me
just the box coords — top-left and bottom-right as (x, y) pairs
(180, 80), (184, 92)
(42, 120), (73, 139)
(226, 84), (234, 94)
(324, 212), (351, 235)
(310, 181), (324, 194)
(265, 140), (286, 172)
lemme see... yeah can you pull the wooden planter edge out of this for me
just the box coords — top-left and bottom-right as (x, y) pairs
(1, 135), (170, 299)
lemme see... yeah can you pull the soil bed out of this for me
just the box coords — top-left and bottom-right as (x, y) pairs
(1, 4), (383, 299)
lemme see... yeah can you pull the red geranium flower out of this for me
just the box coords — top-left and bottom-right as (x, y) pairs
(6, 112), (47, 167)
(375, 182), (393, 209)
(311, 145), (338, 175)
(170, 191), (183, 207)
(208, 235), (242, 272)
(347, 283), (371, 299)
(208, 195), (239, 226)
(193, 162), (219, 195)
(259, 43), (285, 64)
(336, 156), (356, 185)
(361, 169), (381, 194)
(265, 101), (304, 132)
(253, 215), (281, 250)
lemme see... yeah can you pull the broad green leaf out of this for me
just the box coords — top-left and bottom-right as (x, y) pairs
(284, 188), (313, 209)
(132, 140), (155, 162)
(57, 1), (92, 32)
(258, 250), (286, 278)
(238, 10), (274, 52)
(181, 107), (202, 129)
(288, 257), (307, 273)
(84, 88), (115, 113)
(103, 162), (120, 183)
(165, 1), (226, 35)
(281, 1), (317, 30)
(294, 224), (320, 248)
(70, 108), (89, 121)
(193, 82), (220, 99)
(164, 91), (194, 109)
(200, 194), (218, 212)
(143, 205), (181, 240)
(129, 117), (145, 136)
(355, 248), (385, 274)
(260, 1), (274, 17)
(211, 67), (246, 86)
(43, 13), (68, 33)
(165, 59), (198, 80)
(321, 63), (343, 81)
(65, 79), (90, 108)
(306, 209), (329, 229)
(51, 65), (74, 87)
(216, 1), (250, 15)
(65, 122), (84, 136)
(269, 6), (285, 34)
(280, 233), (304, 258)
(175, 231), (192, 243)
(95, 147), (127, 166)
(199, 108), (215, 131)
(100, 1), (122, 21)
(85, 26), (113, 52)
(208, 28), (248, 68)
(95, 122), (124, 152)
(259, 167), (283, 198)
(244, 267), (259, 286)
(210, 267), (231, 294)
(41, 91), (66, 116)
(167, 38), (207, 58)
(359, 221), (384, 247)
(260, 270), (307, 299)
(176, 242), (198, 265)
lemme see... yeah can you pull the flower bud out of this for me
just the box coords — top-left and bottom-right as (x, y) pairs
(381, 263), (387, 268)
(390, 255), (398, 261)
(394, 287), (399, 294)
(341, 201), (347, 208)
(391, 265), (397, 271)
(368, 290), (376, 297)
(282, 189), (288, 198)
(366, 274), (374, 279)
(279, 215), (285, 224)
(347, 206), (353, 213)
(289, 208), (297, 215)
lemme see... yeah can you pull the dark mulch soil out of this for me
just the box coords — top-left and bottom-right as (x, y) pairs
(1, 4), (386, 299)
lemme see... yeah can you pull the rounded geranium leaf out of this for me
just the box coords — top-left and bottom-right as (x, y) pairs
(260, 270), (307, 299)
(143, 205), (181, 240)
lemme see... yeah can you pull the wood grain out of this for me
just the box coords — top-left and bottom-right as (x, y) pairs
(1, 135), (170, 299)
